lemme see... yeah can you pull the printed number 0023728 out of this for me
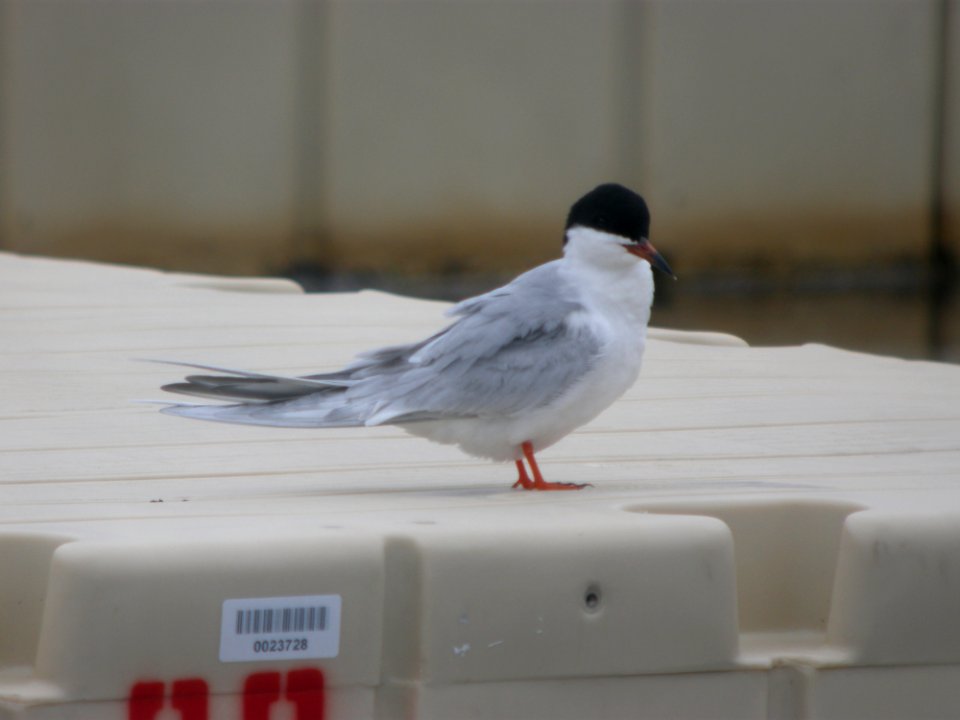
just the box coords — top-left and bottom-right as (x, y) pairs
(252, 638), (309, 653)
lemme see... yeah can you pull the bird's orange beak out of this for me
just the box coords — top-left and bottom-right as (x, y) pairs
(627, 238), (676, 279)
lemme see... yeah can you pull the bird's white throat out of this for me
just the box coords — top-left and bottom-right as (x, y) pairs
(562, 225), (655, 326)
(563, 226), (642, 269)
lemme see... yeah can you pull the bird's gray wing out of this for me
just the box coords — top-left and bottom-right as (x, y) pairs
(342, 262), (605, 425)
(155, 261), (603, 429)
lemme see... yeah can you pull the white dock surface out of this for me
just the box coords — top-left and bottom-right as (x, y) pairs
(2, 251), (960, 719)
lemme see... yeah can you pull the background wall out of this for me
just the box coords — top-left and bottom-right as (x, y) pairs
(1, 0), (956, 280)
(0, 0), (957, 361)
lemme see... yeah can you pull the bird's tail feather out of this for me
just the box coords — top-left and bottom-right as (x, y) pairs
(159, 401), (361, 428)
(147, 358), (366, 428)
(143, 358), (350, 403)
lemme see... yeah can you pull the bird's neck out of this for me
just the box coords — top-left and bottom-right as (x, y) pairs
(562, 254), (655, 328)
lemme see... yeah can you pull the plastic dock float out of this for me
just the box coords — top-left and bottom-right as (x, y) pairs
(2, 251), (960, 719)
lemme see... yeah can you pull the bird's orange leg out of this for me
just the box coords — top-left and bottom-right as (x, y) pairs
(519, 441), (591, 491)
(512, 459), (534, 489)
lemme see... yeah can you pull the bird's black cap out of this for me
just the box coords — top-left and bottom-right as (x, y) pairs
(565, 183), (651, 243)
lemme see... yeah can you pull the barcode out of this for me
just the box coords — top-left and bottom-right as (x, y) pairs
(220, 594), (341, 662)
(234, 605), (328, 635)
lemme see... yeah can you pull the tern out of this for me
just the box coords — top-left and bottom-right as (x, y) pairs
(158, 183), (674, 490)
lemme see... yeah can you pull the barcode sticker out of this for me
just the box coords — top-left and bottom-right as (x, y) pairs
(219, 594), (341, 662)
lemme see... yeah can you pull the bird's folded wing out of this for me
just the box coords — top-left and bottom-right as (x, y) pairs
(371, 322), (602, 425)
(356, 265), (604, 424)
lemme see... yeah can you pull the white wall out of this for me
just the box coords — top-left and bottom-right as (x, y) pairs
(1, 0), (302, 272)
(0, 0), (953, 276)
(641, 1), (938, 272)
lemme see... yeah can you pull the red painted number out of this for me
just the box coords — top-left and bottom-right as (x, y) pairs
(129, 669), (324, 720)
(244, 669), (325, 720)
(129, 678), (208, 720)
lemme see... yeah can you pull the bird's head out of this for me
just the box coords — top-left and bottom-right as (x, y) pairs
(563, 183), (675, 278)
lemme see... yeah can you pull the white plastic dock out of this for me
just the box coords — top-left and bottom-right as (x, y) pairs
(2, 251), (960, 720)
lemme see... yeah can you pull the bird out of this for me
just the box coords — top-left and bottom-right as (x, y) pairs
(157, 183), (674, 490)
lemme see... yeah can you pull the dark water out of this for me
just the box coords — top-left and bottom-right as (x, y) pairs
(654, 286), (959, 364)
(288, 267), (959, 364)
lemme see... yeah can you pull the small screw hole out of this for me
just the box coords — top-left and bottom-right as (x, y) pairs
(584, 585), (602, 612)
